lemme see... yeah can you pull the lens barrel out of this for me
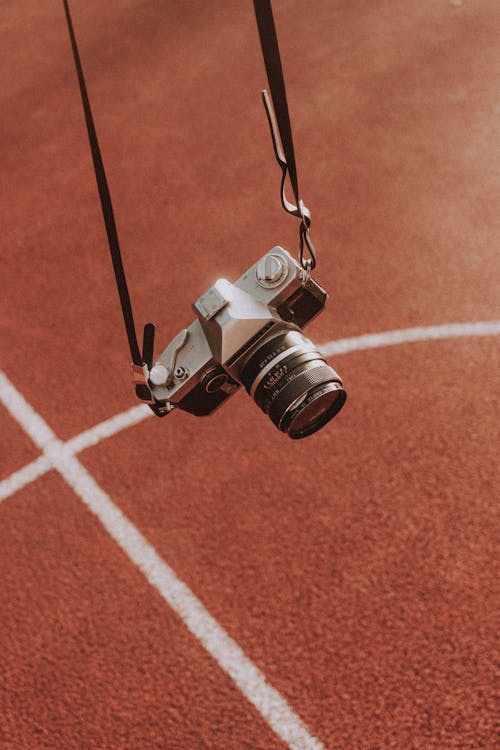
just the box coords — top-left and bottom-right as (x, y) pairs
(240, 328), (346, 438)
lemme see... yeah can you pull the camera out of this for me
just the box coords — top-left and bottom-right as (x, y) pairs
(144, 247), (346, 438)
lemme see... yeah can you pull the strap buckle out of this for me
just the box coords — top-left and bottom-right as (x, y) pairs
(262, 89), (316, 271)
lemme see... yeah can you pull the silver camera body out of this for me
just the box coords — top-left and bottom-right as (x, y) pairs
(147, 246), (345, 438)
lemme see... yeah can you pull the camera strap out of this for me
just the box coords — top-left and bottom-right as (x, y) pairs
(253, 0), (316, 271)
(63, 0), (170, 415)
(63, 0), (141, 367)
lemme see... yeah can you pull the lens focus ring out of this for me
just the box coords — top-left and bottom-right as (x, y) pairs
(241, 330), (310, 393)
(254, 350), (324, 414)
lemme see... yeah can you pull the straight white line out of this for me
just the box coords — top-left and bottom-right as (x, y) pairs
(320, 320), (500, 356)
(0, 372), (60, 449)
(0, 369), (325, 750)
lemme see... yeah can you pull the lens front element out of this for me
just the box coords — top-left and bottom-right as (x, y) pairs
(240, 329), (346, 438)
(281, 382), (344, 439)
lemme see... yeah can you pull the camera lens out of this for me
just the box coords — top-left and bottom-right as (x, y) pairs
(240, 328), (346, 438)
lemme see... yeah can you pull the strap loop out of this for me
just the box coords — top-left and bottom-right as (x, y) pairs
(254, 1), (317, 271)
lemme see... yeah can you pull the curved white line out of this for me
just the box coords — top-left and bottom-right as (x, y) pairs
(66, 403), (151, 454)
(0, 454), (53, 501)
(320, 320), (500, 357)
(1, 320), (499, 503)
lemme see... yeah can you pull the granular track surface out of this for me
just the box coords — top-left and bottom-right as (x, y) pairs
(1, 2), (499, 748)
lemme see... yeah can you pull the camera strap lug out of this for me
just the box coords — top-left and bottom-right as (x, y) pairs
(157, 329), (189, 386)
(132, 363), (174, 417)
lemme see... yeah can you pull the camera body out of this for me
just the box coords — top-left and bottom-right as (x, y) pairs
(148, 247), (345, 438)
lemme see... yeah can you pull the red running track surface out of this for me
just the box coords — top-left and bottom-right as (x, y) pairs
(1, 1), (499, 748)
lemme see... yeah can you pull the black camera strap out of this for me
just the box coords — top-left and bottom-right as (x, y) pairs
(253, 0), (316, 270)
(63, 0), (170, 415)
(62, 0), (145, 368)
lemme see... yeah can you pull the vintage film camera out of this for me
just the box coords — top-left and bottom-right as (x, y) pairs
(142, 247), (346, 438)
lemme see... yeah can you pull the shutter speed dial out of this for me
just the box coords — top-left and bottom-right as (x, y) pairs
(255, 254), (288, 288)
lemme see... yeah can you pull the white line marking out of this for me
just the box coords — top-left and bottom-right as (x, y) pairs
(320, 320), (500, 356)
(0, 321), (499, 739)
(66, 403), (152, 454)
(0, 404), (152, 500)
(0, 373), (60, 449)
(0, 370), (325, 750)
(0, 455), (53, 502)
(1, 320), (499, 502)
